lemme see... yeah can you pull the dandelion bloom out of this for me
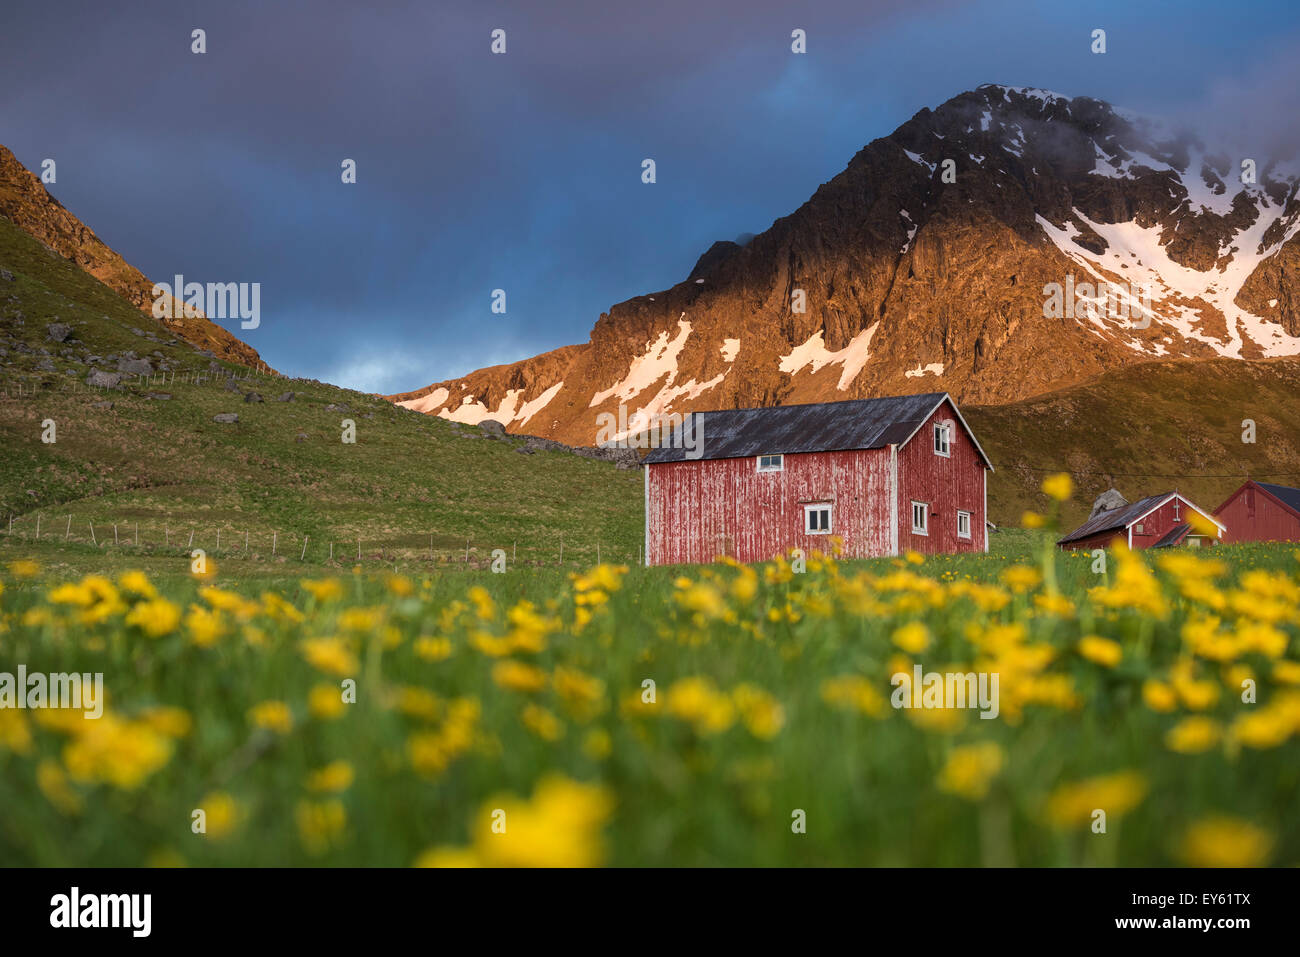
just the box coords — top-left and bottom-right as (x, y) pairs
(521, 704), (565, 741)
(937, 742), (1005, 800)
(892, 622), (930, 654)
(1044, 771), (1147, 829)
(444, 776), (615, 868)
(1041, 473), (1074, 502)
(197, 792), (241, 840)
(125, 598), (182, 638)
(308, 683), (348, 720)
(492, 660), (547, 693)
(300, 578), (344, 602)
(300, 637), (359, 677)
(1164, 717), (1220, 754)
(247, 700), (293, 734)
(731, 684), (785, 739)
(665, 677), (736, 734)
(306, 761), (355, 793)
(1180, 816), (1274, 867)
(1077, 636), (1122, 668)
(296, 799), (347, 854)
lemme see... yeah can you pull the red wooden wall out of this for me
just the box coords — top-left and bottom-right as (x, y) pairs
(646, 447), (893, 565)
(1215, 482), (1300, 543)
(645, 397), (990, 565)
(894, 400), (988, 556)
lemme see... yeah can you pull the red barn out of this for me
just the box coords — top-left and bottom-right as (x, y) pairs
(1057, 491), (1224, 551)
(1214, 481), (1300, 543)
(642, 392), (994, 565)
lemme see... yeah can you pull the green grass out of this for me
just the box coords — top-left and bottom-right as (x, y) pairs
(0, 536), (1297, 866)
(0, 215), (642, 570)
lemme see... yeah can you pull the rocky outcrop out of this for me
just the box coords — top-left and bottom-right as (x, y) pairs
(389, 85), (1300, 446)
(0, 145), (270, 371)
(1089, 488), (1129, 518)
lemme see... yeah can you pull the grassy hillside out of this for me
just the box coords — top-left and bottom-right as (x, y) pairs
(968, 356), (1300, 532)
(0, 215), (643, 573)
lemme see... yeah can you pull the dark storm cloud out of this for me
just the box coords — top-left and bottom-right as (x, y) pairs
(1, 0), (1298, 392)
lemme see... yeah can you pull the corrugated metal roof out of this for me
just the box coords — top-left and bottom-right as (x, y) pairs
(643, 392), (993, 466)
(1056, 492), (1172, 544)
(1152, 524), (1191, 548)
(1258, 482), (1300, 517)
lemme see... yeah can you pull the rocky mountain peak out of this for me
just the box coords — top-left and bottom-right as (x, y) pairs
(389, 86), (1300, 447)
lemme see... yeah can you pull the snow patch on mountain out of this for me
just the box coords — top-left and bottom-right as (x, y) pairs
(779, 323), (879, 390)
(1036, 205), (1300, 357)
(589, 317), (693, 407)
(905, 362), (944, 378)
(396, 386), (450, 414)
(517, 381), (564, 426)
(440, 388), (524, 425)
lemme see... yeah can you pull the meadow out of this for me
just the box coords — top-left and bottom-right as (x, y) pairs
(1, 504), (1297, 867)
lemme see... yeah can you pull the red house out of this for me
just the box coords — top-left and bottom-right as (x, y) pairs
(642, 392), (994, 565)
(1057, 491), (1224, 551)
(1214, 481), (1300, 543)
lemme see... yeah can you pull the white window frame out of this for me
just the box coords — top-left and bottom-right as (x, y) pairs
(933, 423), (951, 457)
(911, 501), (929, 536)
(804, 503), (832, 535)
(757, 453), (784, 473)
(957, 510), (971, 539)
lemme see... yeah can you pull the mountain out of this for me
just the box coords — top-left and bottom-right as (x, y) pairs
(0, 145), (268, 370)
(389, 84), (1300, 446)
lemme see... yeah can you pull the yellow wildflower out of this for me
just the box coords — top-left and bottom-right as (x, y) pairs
(492, 660), (547, 693)
(1044, 771), (1147, 829)
(1164, 717), (1220, 754)
(1041, 473), (1074, 501)
(306, 761), (355, 793)
(1180, 816), (1274, 867)
(1077, 635), (1122, 668)
(937, 742), (1005, 800)
(300, 637), (359, 677)
(247, 700), (293, 734)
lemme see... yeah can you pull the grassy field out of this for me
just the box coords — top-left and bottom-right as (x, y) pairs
(0, 214), (643, 571)
(1, 514), (1297, 867)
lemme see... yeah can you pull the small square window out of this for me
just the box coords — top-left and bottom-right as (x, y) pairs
(804, 504), (832, 534)
(957, 510), (971, 539)
(933, 423), (950, 457)
(1134, 523), (1144, 535)
(757, 454), (783, 472)
(911, 501), (929, 535)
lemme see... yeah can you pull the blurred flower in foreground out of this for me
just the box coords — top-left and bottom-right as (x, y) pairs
(414, 775), (613, 868)
(1180, 816), (1273, 867)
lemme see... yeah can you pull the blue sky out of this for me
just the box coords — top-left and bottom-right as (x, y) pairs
(2, 0), (1298, 393)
